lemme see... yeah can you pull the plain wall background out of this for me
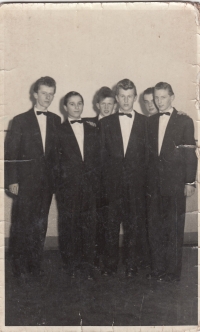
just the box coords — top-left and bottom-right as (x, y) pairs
(3, 3), (198, 244)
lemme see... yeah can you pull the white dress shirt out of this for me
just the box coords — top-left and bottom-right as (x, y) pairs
(118, 109), (135, 155)
(69, 118), (84, 160)
(98, 114), (103, 121)
(34, 106), (47, 153)
(158, 107), (173, 155)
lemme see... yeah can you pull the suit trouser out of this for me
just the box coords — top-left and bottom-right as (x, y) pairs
(147, 190), (186, 278)
(9, 184), (52, 275)
(94, 197), (108, 260)
(58, 185), (96, 273)
(103, 181), (147, 272)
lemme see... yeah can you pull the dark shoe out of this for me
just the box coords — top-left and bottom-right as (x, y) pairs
(31, 269), (45, 277)
(102, 270), (116, 277)
(126, 268), (138, 278)
(146, 272), (165, 281)
(94, 257), (100, 270)
(87, 274), (94, 280)
(164, 274), (180, 282)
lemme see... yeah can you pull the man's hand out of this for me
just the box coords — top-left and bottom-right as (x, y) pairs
(9, 183), (19, 195)
(184, 184), (195, 197)
(195, 147), (200, 159)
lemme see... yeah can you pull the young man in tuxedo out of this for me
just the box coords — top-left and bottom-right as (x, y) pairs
(147, 82), (197, 282)
(100, 79), (149, 277)
(5, 76), (61, 277)
(143, 87), (158, 116)
(56, 91), (100, 280)
(84, 86), (116, 126)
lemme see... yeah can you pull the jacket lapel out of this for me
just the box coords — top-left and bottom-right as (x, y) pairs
(83, 122), (92, 161)
(112, 113), (124, 157)
(45, 112), (54, 158)
(63, 120), (83, 160)
(27, 109), (44, 155)
(125, 111), (137, 157)
(151, 114), (159, 156)
(160, 108), (177, 155)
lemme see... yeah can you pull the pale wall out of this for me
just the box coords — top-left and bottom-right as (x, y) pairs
(3, 3), (198, 244)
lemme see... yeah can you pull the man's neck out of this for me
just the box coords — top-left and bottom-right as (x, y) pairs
(35, 104), (48, 112)
(68, 116), (81, 121)
(159, 106), (173, 113)
(119, 109), (133, 114)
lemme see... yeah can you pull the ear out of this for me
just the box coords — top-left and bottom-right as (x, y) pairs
(171, 94), (175, 102)
(96, 103), (100, 110)
(134, 95), (137, 102)
(116, 95), (119, 103)
(33, 92), (38, 100)
(63, 105), (68, 112)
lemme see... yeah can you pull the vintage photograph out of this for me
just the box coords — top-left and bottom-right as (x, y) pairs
(3, 2), (198, 330)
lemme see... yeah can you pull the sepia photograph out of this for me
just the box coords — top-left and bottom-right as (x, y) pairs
(2, 2), (199, 330)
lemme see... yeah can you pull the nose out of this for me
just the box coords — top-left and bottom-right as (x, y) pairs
(124, 96), (128, 103)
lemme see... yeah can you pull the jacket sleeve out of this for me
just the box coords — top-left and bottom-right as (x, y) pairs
(183, 117), (197, 184)
(51, 118), (62, 192)
(4, 116), (22, 188)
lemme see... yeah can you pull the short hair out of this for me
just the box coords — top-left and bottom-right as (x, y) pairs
(154, 82), (174, 96)
(96, 86), (116, 103)
(33, 76), (56, 93)
(116, 79), (137, 96)
(143, 87), (154, 98)
(63, 91), (84, 107)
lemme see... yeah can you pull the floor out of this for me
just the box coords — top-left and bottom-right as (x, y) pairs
(5, 247), (197, 326)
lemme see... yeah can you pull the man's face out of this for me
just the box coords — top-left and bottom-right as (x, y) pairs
(34, 85), (55, 110)
(154, 89), (174, 112)
(116, 88), (137, 113)
(64, 95), (84, 119)
(143, 93), (158, 116)
(96, 97), (116, 117)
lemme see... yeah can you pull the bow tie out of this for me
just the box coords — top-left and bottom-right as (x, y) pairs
(36, 111), (48, 116)
(118, 113), (132, 118)
(70, 119), (83, 124)
(159, 112), (170, 116)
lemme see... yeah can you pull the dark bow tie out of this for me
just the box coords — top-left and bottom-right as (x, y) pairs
(36, 111), (48, 116)
(159, 112), (170, 116)
(70, 119), (83, 124)
(118, 113), (132, 118)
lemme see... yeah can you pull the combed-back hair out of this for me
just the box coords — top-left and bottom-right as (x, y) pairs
(143, 87), (154, 98)
(96, 86), (116, 103)
(63, 91), (84, 106)
(154, 82), (174, 96)
(116, 79), (137, 96)
(33, 76), (56, 93)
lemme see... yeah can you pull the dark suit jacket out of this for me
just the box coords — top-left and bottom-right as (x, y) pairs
(147, 108), (197, 196)
(5, 108), (61, 194)
(99, 111), (148, 201)
(83, 116), (99, 126)
(56, 120), (101, 210)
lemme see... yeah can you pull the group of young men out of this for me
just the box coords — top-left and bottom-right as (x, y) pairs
(5, 76), (197, 282)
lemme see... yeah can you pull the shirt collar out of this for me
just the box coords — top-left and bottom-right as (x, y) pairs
(119, 109), (134, 115)
(34, 106), (48, 114)
(68, 117), (82, 123)
(98, 114), (103, 121)
(159, 107), (173, 114)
